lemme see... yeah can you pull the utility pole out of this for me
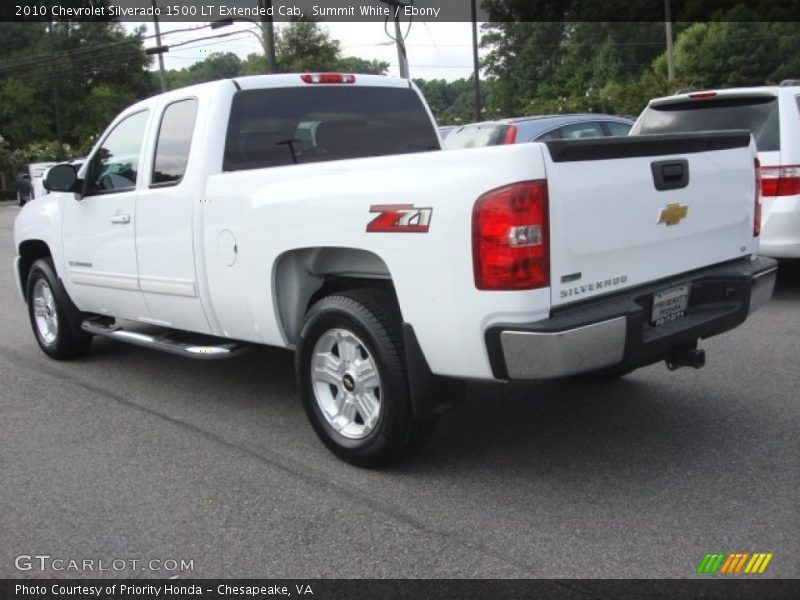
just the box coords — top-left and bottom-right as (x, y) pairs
(664, 0), (675, 81)
(259, 0), (278, 73)
(47, 21), (65, 160)
(378, 0), (410, 78)
(151, 1), (167, 92)
(470, 0), (481, 121)
(392, 15), (409, 78)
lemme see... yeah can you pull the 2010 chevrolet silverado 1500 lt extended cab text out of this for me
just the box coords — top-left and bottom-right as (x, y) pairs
(14, 73), (777, 466)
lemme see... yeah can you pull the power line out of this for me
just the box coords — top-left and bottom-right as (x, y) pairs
(168, 33), (262, 53)
(0, 30), (257, 78)
(1, 32), (266, 87)
(4, 50), (153, 86)
(0, 22), (212, 65)
(0, 23), (212, 73)
(0, 46), (144, 78)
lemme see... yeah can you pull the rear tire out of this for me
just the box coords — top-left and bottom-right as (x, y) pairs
(26, 258), (92, 360)
(296, 288), (436, 467)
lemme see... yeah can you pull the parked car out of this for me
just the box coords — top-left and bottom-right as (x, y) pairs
(443, 114), (634, 149)
(27, 162), (58, 201)
(15, 73), (774, 466)
(632, 81), (800, 258)
(438, 125), (456, 140)
(15, 171), (33, 206)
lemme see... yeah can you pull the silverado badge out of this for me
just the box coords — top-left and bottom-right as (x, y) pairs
(658, 202), (689, 226)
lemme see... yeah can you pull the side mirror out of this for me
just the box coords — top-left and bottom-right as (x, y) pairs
(43, 164), (81, 194)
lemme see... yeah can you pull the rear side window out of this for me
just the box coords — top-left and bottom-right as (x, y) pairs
(556, 122), (606, 140)
(536, 122), (609, 141)
(536, 128), (564, 141)
(603, 121), (633, 136)
(444, 124), (513, 149)
(223, 86), (439, 171)
(634, 96), (780, 151)
(152, 98), (198, 186)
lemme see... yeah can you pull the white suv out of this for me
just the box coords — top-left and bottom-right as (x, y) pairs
(633, 81), (800, 258)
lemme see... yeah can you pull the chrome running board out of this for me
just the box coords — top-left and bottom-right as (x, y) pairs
(81, 319), (245, 360)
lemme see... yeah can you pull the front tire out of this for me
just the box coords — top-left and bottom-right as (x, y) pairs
(296, 288), (436, 467)
(26, 259), (92, 360)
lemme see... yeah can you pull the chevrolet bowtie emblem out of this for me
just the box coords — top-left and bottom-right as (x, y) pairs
(658, 202), (689, 226)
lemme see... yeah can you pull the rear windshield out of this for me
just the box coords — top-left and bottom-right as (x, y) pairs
(223, 86), (439, 171)
(633, 96), (780, 152)
(443, 124), (513, 149)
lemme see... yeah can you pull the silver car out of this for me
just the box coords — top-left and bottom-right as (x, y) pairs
(444, 114), (634, 149)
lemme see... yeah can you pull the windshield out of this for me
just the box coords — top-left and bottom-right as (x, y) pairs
(223, 86), (439, 171)
(443, 124), (514, 149)
(633, 96), (780, 152)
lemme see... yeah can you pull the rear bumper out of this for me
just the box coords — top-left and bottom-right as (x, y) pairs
(487, 256), (777, 380)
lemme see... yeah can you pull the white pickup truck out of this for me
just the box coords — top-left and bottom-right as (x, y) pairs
(14, 73), (777, 466)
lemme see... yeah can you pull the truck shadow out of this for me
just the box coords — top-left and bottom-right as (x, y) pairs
(86, 338), (758, 487)
(79, 300), (782, 490)
(395, 369), (770, 491)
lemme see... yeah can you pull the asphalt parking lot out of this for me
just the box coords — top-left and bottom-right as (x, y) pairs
(0, 203), (798, 581)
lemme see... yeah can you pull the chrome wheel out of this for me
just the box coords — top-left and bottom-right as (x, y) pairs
(32, 279), (59, 345)
(310, 328), (382, 440)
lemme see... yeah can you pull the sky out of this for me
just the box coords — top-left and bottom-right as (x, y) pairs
(125, 21), (484, 81)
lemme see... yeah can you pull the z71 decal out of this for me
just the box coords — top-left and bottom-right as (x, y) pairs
(366, 204), (433, 233)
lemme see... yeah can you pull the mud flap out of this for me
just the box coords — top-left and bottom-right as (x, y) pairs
(401, 323), (464, 418)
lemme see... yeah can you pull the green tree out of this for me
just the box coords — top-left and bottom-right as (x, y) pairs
(480, 18), (667, 117)
(241, 52), (268, 76)
(71, 84), (136, 147)
(0, 78), (51, 143)
(672, 20), (800, 88)
(273, 20), (388, 74)
(0, 134), (11, 191)
(0, 19), (152, 152)
(481, 21), (566, 116)
(414, 77), (490, 124)
(166, 52), (243, 88)
(276, 20), (340, 72)
(333, 56), (389, 75)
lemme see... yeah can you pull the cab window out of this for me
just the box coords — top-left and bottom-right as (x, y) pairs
(152, 99), (198, 187)
(223, 87), (439, 171)
(86, 110), (149, 195)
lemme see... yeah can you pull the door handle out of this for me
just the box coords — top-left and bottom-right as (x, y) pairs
(110, 213), (131, 224)
(651, 159), (689, 191)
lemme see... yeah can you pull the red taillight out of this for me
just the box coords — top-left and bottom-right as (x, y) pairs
(300, 73), (356, 84)
(502, 124), (518, 144)
(754, 158), (762, 237)
(688, 91), (718, 100)
(760, 164), (800, 197)
(472, 180), (549, 290)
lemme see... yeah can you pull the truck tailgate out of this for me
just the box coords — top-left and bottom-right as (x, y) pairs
(544, 131), (758, 307)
